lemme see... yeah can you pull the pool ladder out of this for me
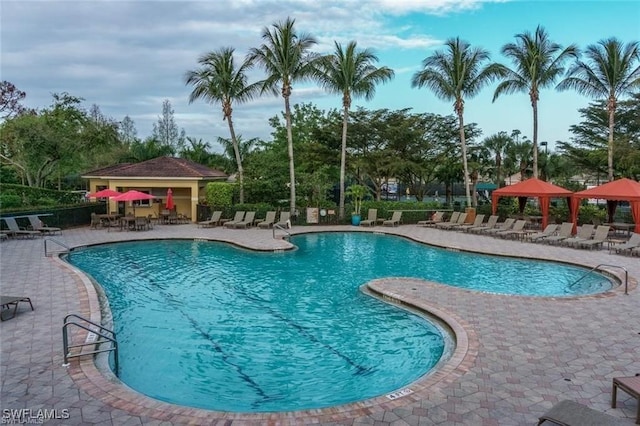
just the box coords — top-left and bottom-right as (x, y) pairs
(273, 223), (291, 240)
(569, 263), (628, 295)
(44, 238), (70, 257)
(62, 314), (119, 376)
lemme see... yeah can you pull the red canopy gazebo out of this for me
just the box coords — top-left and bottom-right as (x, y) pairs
(570, 178), (640, 234)
(491, 178), (573, 229)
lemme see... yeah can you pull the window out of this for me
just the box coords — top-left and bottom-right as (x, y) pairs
(133, 190), (152, 207)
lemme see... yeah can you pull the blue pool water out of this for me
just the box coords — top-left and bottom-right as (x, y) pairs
(66, 233), (612, 412)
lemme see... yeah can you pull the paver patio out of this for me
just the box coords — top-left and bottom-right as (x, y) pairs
(1, 223), (638, 425)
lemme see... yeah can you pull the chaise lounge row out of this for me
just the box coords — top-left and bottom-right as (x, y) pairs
(197, 211), (291, 229)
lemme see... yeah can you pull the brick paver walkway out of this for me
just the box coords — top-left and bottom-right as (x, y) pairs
(1, 224), (638, 425)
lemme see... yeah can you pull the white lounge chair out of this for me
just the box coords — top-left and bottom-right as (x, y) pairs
(257, 211), (277, 229)
(383, 211), (402, 227)
(360, 209), (378, 227)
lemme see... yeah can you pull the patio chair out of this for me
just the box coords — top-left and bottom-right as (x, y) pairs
(275, 211), (291, 228)
(383, 211), (402, 227)
(467, 215), (499, 233)
(2, 217), (40, 239)
(27, 215), (61, 235)
(418, 211), (445, 227)
(257, 211), (277, 229)
(1, 296), (34, 321)
(223, 211), (246, 228)
(495, 219), (527, 239)
(612, 376), (640, 424)
(542, 222), (574, 245)
(198, 211), (222, 228)
(575, 225), (610, 250)
(360, 209), (378, 227)
(90, 213), (102, 229)
(456, 214), (485, 232)
(234, 211), (256, 229)
(537, 399), (625, 426)
(484, 218), (516, 235)
(434, 211), (460, 229)
(562, 224), (595, 247)
(612, 233), (640, 255)
(527, 224), (558, 242)
(437, 212), (468, 230)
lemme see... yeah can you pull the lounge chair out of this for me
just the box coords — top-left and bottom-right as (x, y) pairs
(2, 217), (41, 239)
(234, 211), (256, 229)
(27, 215), (62, 235)
(542, 222), (574, 245)
(576, 225), (610, 250)
(527, 224), (558, 242)
(1, 296), (34, 321)
(562, 224), (595, 247)
(467, 215), (499, 233)
(198, 211), (222, 228)
(257, 211), (277, 229)
(537, 399), (625, 426)
(612, 233), (640, 255)
(360, 209), (378, 227)
(438, 212), (468, 230)
(495, 219), (527, 239)
(484, 218), (516, 235)
(456, 214), (485, 232)
(383, 211), (402, 227)
(275, 211), (291, 228)
(222, 211), (245, 228)
(418, 211), (445, 227)
(612, 376), (640, 424)
(434, 211), (461, 229)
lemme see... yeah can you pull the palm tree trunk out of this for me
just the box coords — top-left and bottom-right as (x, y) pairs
(458, 112), (472, 207)
(532, 101), (539, 179)
(338, 105), (349, 220)
(284, 94), (296, 215)
(496, 155), (502, 187)
(607, 99), (615, 181)
(226, 116), (244, 204)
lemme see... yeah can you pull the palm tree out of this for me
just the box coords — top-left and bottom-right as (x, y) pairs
(184, 47), (258, 203)
(248, 17), (318, 215)
(482, 131), (512, 187)
(493, 26), (578, 179)
(314, 41), (394, 219)
(556, 38), (640, 181)
(411, 37), (502, 207)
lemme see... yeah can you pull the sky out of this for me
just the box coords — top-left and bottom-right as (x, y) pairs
(2, 0), (639, 154)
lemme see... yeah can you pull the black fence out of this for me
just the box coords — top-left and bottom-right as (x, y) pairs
(0, 203), (107, 231)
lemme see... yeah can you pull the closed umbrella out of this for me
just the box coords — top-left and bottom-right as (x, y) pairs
(113, 190), (155, 216)
(166, 188), (175, 210)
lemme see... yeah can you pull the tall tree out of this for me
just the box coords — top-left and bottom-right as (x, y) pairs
(493, 25), (578, 178)
(118, 115), (138, 144)
(412, 37), (502, 207)
(314, 41), (394, 219)
(152, 99), (185, 153)
(248, 17), (318, 216)
(0, 81), (27, 119)
(482, 131), (513, 186)
(185, 47), (259, 203)
(556, 37), (640, 181)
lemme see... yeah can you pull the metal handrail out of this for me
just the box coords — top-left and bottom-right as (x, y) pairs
(62, 314), (119, 375)
(272, 223), (291, 240)
(44, 238), (70, 257)
(569, 263), (629, 295)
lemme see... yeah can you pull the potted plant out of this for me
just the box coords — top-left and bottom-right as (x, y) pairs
(345, 184), (368, 226)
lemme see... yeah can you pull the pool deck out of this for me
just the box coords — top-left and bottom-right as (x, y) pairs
(1, 223), (639, 425)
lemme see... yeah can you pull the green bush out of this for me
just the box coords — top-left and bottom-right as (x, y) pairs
(205, 182), (234, 207)
(0, 194), (22, 209)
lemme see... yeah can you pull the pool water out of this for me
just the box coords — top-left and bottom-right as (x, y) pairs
(67, 233), (612, 412)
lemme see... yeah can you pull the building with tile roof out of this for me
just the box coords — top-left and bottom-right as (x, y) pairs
(82, 157), (227, 222)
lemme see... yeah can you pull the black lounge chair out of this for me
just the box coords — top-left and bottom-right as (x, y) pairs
(1, 296), (34, 321)
(537, 400), (625, 425)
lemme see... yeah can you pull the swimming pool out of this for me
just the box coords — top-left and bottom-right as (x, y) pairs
(66, 233), (612, 412)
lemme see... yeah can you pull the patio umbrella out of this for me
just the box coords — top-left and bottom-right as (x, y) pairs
(87, 189), (122, 214)
(87, 188), (121, 198)
(166, 188), (175, 210)
(113, 190), (155, 216)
